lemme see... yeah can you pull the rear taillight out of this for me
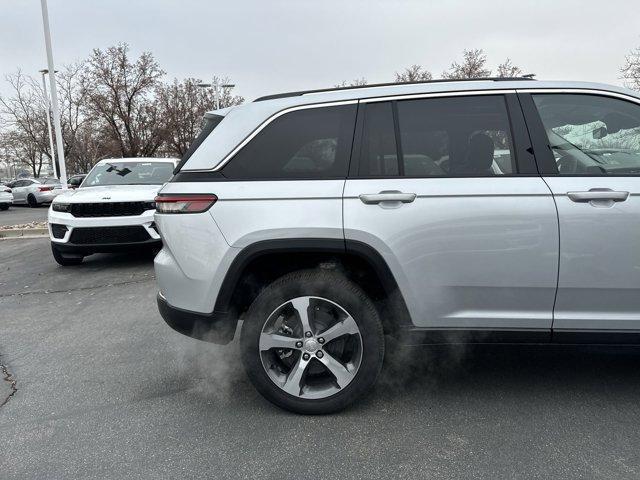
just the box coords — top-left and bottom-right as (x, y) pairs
(154, 194), (217, 214)
(38, 186), (54, 192)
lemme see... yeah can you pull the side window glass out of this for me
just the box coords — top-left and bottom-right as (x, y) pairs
(533, 94), (640, 175)
(223, 105), (356, 179)
(359, 102), (399, 176)
(396, 95), (516, 177)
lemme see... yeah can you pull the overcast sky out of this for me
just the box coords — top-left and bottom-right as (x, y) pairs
(0, 0), (638, 100)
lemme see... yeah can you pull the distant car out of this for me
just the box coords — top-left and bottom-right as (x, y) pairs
(67, 174), (86, 189)
(48, 158), (178, 265)
(0, 185), (12, 210)
(10, 177), (63, 207)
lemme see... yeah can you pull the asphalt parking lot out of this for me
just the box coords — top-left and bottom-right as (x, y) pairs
(0, 205), (49, 226)
(2, 238), (640, 479)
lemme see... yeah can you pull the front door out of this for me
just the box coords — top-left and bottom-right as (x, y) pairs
(522, 91), (640, 334)
(343, 94), (559, 331)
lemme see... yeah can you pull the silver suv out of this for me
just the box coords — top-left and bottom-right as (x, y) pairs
(154, 78), (640, 413)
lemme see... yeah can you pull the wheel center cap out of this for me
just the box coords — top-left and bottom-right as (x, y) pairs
(303, 338), (319, 352)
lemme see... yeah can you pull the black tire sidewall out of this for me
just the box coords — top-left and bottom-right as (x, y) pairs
(240, 269), (384, 414)
(27, 195), (38, 208)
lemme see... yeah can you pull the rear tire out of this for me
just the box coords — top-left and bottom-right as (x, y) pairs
(51, 243), (84, 266)
(0, 204), (9, 211)
(27, 194), (38, 208)
(240, 269), (384, 414)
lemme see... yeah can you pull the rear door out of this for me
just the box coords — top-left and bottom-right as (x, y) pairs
(343, 93), (559, 332)
(521, 91), (640, 336)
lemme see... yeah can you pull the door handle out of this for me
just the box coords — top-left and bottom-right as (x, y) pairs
(567, 189), (629, 203)
(359, 190), (417, 205)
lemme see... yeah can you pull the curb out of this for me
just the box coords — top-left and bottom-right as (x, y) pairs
(0, 228), (49, 239)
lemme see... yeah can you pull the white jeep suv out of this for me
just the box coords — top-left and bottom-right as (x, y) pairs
(154, 79), (640, 413)
(49, 158), (177, 265)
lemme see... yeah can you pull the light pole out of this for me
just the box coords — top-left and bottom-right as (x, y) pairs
(197, 79), (235, 110)
(39, 69), (58, 178)
(39, 0), (68, 189)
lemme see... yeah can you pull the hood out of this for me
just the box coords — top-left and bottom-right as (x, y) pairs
(53, 184), (163, 204)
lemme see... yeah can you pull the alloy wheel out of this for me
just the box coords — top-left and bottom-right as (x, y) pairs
(258, 296), (363, 399)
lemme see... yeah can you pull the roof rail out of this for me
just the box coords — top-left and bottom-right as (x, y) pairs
(254, 76), (536, 102)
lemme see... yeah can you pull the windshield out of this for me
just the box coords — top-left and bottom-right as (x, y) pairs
(83, 161), (175, 186)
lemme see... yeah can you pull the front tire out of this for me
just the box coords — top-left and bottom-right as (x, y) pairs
(51, 243), (84, 266)
(0, 204), (9, 211)
(240, 269), (384, 414)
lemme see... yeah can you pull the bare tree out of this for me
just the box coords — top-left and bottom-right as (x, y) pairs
(621, 45), (640, 91)
(157, 77), (243, 157)
(334, 78), (368, 88)
(496, 58), (523, 78)
(0, 43), (246, 176)
(0, 129), (46, 177)
(443, 49), (491, 79)
(395, 65), (432, 83)
(0, 71), (52, 176)
(81, 43), (165, 158)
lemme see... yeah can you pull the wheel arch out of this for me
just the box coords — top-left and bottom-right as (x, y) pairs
(216, 238), (412, 333)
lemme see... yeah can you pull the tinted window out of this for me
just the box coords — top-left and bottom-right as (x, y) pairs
(223, 105), (357, 179)
(533, 94), (640, 175)
(358, 102), (399, 176)
(396, 95), (515, 176)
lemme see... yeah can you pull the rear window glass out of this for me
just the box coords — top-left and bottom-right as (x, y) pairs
(223, 104), (357, 179)
(174, 114), (224, 174)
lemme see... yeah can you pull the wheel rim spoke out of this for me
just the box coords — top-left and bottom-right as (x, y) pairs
(260, 295), (363, 399)
(318, 352), (354, 388)
(259, 332), (301, 352)
(320, 315), (359, 344)
(290, 297), (313, 334)
(281, 355), (310, 396)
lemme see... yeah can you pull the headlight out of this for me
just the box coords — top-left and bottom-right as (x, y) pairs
(145, 201), (157, 210)
(52, 203), (71, 213)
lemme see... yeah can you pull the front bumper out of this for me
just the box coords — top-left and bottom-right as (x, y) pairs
(157, 292), (236, 344)
(48, 208), (161, 252)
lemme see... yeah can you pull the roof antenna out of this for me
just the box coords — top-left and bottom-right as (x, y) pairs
(522, 73), (536, 79)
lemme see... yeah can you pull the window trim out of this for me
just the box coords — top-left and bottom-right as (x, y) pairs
(349, 93), (529, 179)
(183, 87), (640, 178)
(518, 89), (640, 177)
